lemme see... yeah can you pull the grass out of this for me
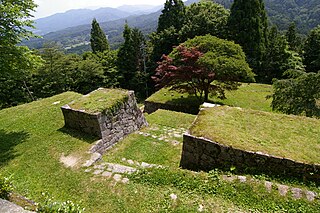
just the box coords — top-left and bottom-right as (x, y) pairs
(146, 83), (273, 112)
(0, 93), (319, 212)
(190, 106), (320, 164)
(69, 88), (128, 114)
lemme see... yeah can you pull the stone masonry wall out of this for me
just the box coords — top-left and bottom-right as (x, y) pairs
(61, 91), (148, 154)
(180, 133), (320, 182)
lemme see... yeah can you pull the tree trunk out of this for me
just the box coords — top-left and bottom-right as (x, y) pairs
(204, 89), (209, 102)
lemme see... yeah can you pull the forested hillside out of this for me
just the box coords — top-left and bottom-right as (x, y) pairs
(214, 0), (320, 34)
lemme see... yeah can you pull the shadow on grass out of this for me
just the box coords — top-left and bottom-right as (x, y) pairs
(0, 129), (29, 167)
(58, 127), (99, 144)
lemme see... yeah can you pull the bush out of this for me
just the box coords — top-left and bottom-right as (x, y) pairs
(0, 174), (13, 199)
(271, 72), (320, 118)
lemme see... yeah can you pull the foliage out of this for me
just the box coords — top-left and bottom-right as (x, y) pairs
(153, 35), (254, 102)
(271, 72), (320, 118)
(0, 175), (13, 199)
(261, 26), (305, 83)
(157, 0), (186, 33)
(90, 18), (109, 53)
(0, 0), (42, 75)
(117, 24), (148, 98)
(286, 22), (303, 52)
(228, 0), (268, 77)
(180, 1), (230, 40)
(303, 25), (320, 73)
(37, 193), (84, 213)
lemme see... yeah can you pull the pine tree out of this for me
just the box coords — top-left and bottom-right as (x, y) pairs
(117, 24), (145, 92)
(286, 22), (301, 52)
(157, 0), (186, 33)
(228, 0), (268, 79)
(90, 18), (109, 54)
(304, 26), (320, 73)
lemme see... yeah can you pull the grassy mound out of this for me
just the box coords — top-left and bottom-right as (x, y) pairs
(69, 88), (128, 114)
(146, 83), (273, 112)
(0, 93), (318, 212)
(190, 106), (320, 164)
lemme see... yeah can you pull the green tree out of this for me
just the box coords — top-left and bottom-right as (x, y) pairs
(0, 0), (42, 108)
(261, 26), (305, 82)
(228, 0), (268, 79)
(117, 24), (146, 95)
(285, 22), (302, 52)
(272, 72), (320, 118)
(90, 18), (109, 54)
(180, 1), (230, 41)
(153, 35), (255, 102)
(157, 0), (186, 33)
(304, 25), (320, 73)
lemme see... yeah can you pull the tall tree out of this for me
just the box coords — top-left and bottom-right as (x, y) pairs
(0, 0), (42, 109)
(286, 22), (301, 52)
(90, 18), (109, 54)
(117, 23), (146, 94)
(228, 0), (268, 79)
(153, 35), (254, 102)
(303, 26), (320, 73)
(157, 0), (186, 33)
(179, 1), (230, 41)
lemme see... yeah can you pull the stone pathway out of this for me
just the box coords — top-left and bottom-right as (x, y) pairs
(222, 175), (319, 202)
(83, 157), (163, 184)
(137, 126), (186, 146)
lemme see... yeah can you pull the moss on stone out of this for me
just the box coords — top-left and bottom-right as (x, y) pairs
(69, 88), (128, 114)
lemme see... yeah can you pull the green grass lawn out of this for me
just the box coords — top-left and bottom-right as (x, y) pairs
(190, 106), (320, 164)
(69, 88), (128, 114)
(146, 83), (273, 112)
(0, 93), (319, 212)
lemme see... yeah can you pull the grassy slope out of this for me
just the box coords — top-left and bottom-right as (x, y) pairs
(69, 88), (128, 113)
(190, 106), (320, 164)
(0, 94), (319, 212)
(146, 83), (273, 112)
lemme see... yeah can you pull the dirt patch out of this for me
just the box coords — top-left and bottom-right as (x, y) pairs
(60, 154), (80, 168)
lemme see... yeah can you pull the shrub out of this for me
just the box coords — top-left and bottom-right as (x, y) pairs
(0, 174), (13, 199)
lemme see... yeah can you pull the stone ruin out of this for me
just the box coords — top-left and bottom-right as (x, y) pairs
(61, 88), (148, 153)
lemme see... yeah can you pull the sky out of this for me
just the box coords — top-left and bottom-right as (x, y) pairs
(33, 0), (167, 19)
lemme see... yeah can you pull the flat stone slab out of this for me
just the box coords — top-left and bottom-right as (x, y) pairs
(0, 199), (34, 213)
(106, 163), (137, 174)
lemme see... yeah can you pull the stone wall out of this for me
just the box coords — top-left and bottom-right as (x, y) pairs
(61, 91), (148, 153)
(180, 133), (320, 182)
(144, 101), (200, 115)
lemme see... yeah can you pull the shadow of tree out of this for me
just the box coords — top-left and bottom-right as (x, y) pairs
(58, 127), (99, 144)
(0, 129), (29, 167)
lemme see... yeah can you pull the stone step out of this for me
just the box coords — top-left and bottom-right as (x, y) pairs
(222, 175), (318, 202)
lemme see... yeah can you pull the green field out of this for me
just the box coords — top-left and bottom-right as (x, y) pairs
(0, 93), (319, 212)
(190, 106), (320, 164)
(146, 83), (273, 112)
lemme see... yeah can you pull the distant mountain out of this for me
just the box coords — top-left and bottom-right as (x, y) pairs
(117, 5), (161, 14)
(25, 0), (320, 54)
(24, 10), (161, 53)
(34, 7), (140, 35)
(213, 0), (320, 34)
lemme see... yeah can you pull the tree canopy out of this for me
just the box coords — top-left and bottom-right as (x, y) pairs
(180, 1), (230, 40)
(228, 0), (268, 78)
(304, 25), (320, 73)
(272, 72), (320, 118)
(153, 35), (254, 102)
(0, 0), (41, 75)
(90, 18), (109, 53)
